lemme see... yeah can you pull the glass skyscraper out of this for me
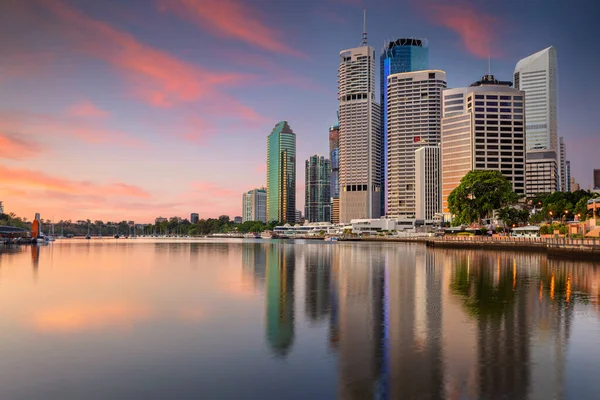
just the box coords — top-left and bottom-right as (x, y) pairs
(380, 39), (429, 214)
(329, 124), (340, 199)
(305, 154), (331, 223)
(267, 121), (296, 223)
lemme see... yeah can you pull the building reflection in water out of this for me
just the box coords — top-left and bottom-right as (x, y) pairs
(304, 244), (332, 323)
(265, 244), (295, 357)
(242, 243), (267, 290)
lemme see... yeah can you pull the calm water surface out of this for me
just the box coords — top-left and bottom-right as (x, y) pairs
(1, 239), (599, 399)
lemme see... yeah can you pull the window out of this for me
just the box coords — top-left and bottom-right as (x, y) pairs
(487, 95), (498, 100)
(476, 101), (485, 106)
(488, 164), (499, 168)
(487, 120), (498, 125)
(514, 96), (523, 100)
(429, 72), (435, 79)
(487, 101), (498, 106)
(514, 102), (523, 107)
(500, 108), (511, 113)
(475, 95), (484, 99)
(487, 108), (498, 112)
(500, 102), (511, 107)
(475, 107), (485, 112)
(487, 114), (498, 119)
(500, 96), (511, 100)
(476, 114), (485, 118)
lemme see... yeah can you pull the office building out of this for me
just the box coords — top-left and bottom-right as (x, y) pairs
(525, 150), (558, 196)
(387, 70), (446, 218)
(441, 75), (526, 213)
(295, 210), (302, 224)
(234, 216), (242, 224)
(380, 38), (429, 212)
(305, 155), (332, 223)
(190, 213), (199, 224)
(267, 121), (296, 223)
(415, 145), (441, 220)
(570, 177), (580, 192)
(594, 169), (600, 189)
(338, 21), (382, 222)
(243, 188), (267, 223)
(514, 46), (557, 152)
(331, 198), (340, 224)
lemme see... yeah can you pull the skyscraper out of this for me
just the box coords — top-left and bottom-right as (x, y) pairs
(514, 46), (557, 152)
(267, 121), (296, 223)
(594, 169), (600, 190)
(190, 213), (199, 223)
(441, 75), (526, 214)
(329, 124), (340, 224)
(380, 38), (429, 213)
(338, 19), (382, 222)
(565, 160), (571, 192)
(415, 145), (441, 220)
(305, 155), (332, 223)
(242, 188), (267, 223)
(386, 70), (446, 218)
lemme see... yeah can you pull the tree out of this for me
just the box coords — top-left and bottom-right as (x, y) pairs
(448, 170), (518, 226)
(497, 207), (530, 228)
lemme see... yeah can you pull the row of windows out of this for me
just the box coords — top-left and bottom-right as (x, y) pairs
(475, 95), (523, 100)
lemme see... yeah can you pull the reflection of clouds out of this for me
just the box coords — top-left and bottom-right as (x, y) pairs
(31, 302), (152, 333)
(177, 307), (204, 324)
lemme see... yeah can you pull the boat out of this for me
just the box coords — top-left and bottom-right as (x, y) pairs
(114, 234), (120, 239)
(324, 236), (339, 242)
(261, 231), (279, 239)
(85, 234), (91, 240)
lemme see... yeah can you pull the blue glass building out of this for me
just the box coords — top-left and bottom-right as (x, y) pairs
(380, 39), (429, 214)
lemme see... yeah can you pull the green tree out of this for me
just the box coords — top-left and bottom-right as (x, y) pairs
(448, 170), (518, 226)
(497, 207), (530, 228)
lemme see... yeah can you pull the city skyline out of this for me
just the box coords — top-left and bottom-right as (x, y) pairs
(1, 0), (598, 222)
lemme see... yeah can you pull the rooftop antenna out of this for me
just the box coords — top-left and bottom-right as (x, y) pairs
(361, 9), (367, 46)
(488, 53), (491, 76)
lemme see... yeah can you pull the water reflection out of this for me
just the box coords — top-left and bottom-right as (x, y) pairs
(266, 244), (295, 357)
(0, 242), (599, 399)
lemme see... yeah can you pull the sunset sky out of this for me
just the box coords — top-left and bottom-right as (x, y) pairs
(1, 0), (598, 223)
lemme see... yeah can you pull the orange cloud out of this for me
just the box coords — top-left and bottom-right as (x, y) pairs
(0, 165), (151, 198)
(159, 0), (306, 58)
(425, 2), (502, 58)
(0, 132), (42, 159)
(32, 302), (152, 333)
(39, 0), (256, 108)
(67, 99), (109, 118)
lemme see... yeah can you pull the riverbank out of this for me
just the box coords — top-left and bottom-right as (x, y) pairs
(340, 236), (600, 261)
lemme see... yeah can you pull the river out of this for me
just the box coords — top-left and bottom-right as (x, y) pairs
(0, 239), (599, 399)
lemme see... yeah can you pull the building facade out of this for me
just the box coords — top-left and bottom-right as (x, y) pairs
(267, 121), (296, 223)
(565, 160), (571, 192)
(514, 46), (557, 152)
(415, 145), (441, 220)
(380, 39), (429, 213)
(338, 42), (382, 222)
(386, 70), (446, 218)
(594, 169), (600, 189)
(329, 124), (340, 200)
(525, 150), (558, 196)
(570, 177), (580, 192)
(243, 188), (267, 223)
(305, 155), (332, 223)
(190, 213), (199, 223)
(0, 201), (3, 214)
(441, 75), (526, 213)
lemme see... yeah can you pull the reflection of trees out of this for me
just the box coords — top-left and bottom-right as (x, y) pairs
(265, 244), (295, 357)
(450, 253), (516, 319)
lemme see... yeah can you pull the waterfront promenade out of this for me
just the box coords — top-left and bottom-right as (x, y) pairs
(341, 235), (600, 261)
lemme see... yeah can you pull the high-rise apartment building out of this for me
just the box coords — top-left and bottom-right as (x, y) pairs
(329, 124), (340, 223)
(387, 70), (446, 218)
(570, 177), (580, 192)
(190, 213), (199, 223)
(525, 150), (558, 196)
(243, 188), (267, 223)
(441, 75), (526, 214)
(338, 36), (382, 222)
(594, 169), (600, 189)
(380, 38), (429, 213)
(415, 145), (441, 220)
(559, 137), (568, 191)
(514, 46), (557, 152)
(267, 121), (296, 223)
(305, 155), (332, 223)
(565, 160), (571, 192)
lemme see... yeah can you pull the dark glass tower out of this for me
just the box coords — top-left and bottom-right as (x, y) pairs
(380, 39), (429, 214)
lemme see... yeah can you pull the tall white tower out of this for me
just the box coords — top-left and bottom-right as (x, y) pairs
(338, 13), (382, 223)
(514, 46), (558, 152)
(386, 70), (446, 218)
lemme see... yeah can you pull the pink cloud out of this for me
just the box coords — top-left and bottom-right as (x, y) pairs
(39, 0), (257, 108)
(0, 164), (151, 198)
(0, 132), (42, 159)
(158, 0), (306, 58)
(67, 100), (109, 118)
(424, 1), (502, 58)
